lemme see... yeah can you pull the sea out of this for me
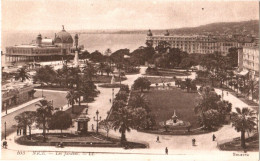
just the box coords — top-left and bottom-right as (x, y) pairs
(1, 31), (146, 67)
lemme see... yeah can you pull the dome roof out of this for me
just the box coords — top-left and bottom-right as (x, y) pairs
(54, 26), (73, 44)
(147, 29), (153, 36)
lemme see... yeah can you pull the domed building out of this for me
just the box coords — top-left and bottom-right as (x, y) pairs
(54, 25), (74, 55)
(147, 29), (153, 36)
(5, 26), (82, 63)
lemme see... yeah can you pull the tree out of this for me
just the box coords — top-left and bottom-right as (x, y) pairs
(83, 62), (97, 81)
(231, 107), (256, 148)
(132, 77), (151, 92)
(80, 50), (90, 59)
(98, 62), (105, 76)
(155, 41), (170, 53)
(112, 100), (126, 111)
(216, 100), (232, 122)
(179, 57), (194, 69)
(111, 107), (134, 143)
(198, 109), (221, 130)
(100, 119), (113, 138)
(35, 100), (53, 142)
(195, 90), (221, 114)
(48, 111), (72, 135)
(89, 50), (104, 62)
(115, 91), (128, 102)
(33, 65), (56, 85)
(104, 65), (113, 76)
(67, 67), (81, 89)
(14, 111), (36, 139)
(15, 67), (30, 82)
(128, 93), (150, 112)
(66, 90), (77, 114)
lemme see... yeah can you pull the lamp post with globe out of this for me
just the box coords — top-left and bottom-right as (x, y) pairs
(93, 110), (101, 133)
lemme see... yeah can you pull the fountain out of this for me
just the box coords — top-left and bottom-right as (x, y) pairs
(165, 110), (185, 126)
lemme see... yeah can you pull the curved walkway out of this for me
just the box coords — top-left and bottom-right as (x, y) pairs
(2, 66), (258, 160)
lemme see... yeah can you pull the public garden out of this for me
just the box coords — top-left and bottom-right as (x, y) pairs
(2, 42), (259, 157)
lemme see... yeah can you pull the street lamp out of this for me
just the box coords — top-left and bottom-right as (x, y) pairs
(4, 121), (7, 140)
(112, 88), (114, 104)
(93, 110), (101, 133)
(41, 83), (44, 98)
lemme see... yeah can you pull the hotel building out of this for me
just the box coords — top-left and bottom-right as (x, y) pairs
(146, 29), (255, 56)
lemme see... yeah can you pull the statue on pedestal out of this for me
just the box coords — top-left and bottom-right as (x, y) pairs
(111, 75), (115, 84)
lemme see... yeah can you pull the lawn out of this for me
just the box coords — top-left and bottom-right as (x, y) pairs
(145, 77), (175, 84)
(146, 68), (191, 77)
(144, 87), (200, 129)
(92, 75), (127, 83)
(219, 133), (259, 151)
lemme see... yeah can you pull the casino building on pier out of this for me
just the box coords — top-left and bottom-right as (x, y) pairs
(5, 26), (82, 62)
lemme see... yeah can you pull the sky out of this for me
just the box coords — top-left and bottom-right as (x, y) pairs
(1, 0), (259, 31)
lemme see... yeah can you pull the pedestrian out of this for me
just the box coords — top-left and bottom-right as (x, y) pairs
(19, 129), (22, 135)
(226, 91), (228, 96)
(156, 136), (160, 142)
(212, 134), (216, 141)
(17, 128), (19, 136)
(91, 124), (94, 131)
(3, 141), (7, 149)
(192, 138), (196, 146)
(165, 147), (168, 155)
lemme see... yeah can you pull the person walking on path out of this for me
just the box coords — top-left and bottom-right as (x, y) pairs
(165, 147), (168, 155)
(156, 136), (160, 142)
(3, 141), (7, 149)
(212, 134), (216, 141)
(91, 124), (94, 131)
(17, 128), (19, 136)
(192, 138), (196, 146)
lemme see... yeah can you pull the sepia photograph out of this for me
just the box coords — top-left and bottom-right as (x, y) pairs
(1, 0), (259, 160)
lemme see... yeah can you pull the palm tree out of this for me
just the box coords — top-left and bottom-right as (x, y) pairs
(128, 93), (150, 112)
(68, 67), (81, 89)
(231, 107), (256, 148)
(66, 90), (77, 113)
(14, 111), (36, 139)
(111, 107), (134, 144)
(35, 100), (53, 142)
(15, 67), (30, 82)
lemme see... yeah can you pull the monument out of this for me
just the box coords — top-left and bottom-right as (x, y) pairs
(73, 34), (79, 67)
(111, 75), (115, 84)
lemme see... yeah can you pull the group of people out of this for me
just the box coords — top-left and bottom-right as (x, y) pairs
(161, 134), (217, 155)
